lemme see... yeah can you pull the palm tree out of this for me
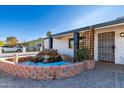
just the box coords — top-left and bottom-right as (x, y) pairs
(46, 31), (52, 37)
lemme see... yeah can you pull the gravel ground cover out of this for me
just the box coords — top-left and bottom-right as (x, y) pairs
(0, 62), (124, 88)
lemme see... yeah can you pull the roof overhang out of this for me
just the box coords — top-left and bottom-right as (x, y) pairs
(93, 22), (124, 30)
(43, 18), (124, 39)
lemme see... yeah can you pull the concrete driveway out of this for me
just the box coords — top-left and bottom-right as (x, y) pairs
(0, 62), (124, 88)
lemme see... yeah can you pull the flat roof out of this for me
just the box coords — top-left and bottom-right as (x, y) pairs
(44, 18), (124, 39)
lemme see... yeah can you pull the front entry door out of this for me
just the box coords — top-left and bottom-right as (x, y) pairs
(98, 32), (115, 62)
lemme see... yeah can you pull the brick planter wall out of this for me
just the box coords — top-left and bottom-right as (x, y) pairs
(0, 57), (95, 80)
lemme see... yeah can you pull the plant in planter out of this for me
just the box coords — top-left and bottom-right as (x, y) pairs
(76, 47), (89, 61)
(76, 47), (95, 69)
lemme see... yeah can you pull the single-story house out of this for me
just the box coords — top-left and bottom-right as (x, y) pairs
(43, 17), (124, 64)
(18, 38), (43, 52)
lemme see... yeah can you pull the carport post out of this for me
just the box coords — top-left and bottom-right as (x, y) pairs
(49, 36), (53, 49)
(73, 32), (79, 62)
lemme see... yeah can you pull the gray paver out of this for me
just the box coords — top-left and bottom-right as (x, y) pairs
(113, 72), (121, 88)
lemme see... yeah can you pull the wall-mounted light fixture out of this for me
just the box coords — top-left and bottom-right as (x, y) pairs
(120, 32), (124, 37)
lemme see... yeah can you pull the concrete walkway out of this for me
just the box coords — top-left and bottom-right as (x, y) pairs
(0, 62), (124, 88)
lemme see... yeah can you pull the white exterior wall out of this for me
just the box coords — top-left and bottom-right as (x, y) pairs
(44, 34), (74, 57)
(53, 35), (74, 57)
(44, 25), (124, 64)
(94, 25), (124, 64)
(44, 39), (49, 49)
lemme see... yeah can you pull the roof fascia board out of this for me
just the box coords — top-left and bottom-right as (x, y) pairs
(94, 23), (124, 30)
(43, 19), (124, 39)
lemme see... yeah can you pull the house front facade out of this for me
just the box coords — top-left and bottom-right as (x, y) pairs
(44, 18), (124, 65)
(20, 38), (43, 52)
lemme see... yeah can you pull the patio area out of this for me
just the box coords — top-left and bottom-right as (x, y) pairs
(0, 62), (124, 88)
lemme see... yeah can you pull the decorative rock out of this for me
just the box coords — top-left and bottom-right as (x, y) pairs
(31, 49), (63, 63)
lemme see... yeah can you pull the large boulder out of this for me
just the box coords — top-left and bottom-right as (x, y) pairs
(31, 49), (63, 63)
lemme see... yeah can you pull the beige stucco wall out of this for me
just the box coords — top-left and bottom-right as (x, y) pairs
(94, 25), (124, 64)
(44, 34), (74, 57)
(53, 34), (74, 57)
(44, 39), (49, 49)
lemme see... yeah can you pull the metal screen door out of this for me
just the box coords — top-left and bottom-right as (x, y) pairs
(98, 32), (115, 62)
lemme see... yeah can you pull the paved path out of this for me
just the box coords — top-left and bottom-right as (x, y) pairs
(0, 62), (124, 88)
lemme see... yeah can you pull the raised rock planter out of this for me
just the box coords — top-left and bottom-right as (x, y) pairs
(84, 60), (95, 70)
(0, 57), (95, 80)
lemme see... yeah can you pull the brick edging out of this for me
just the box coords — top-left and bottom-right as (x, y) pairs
(0, 57), (95, 80)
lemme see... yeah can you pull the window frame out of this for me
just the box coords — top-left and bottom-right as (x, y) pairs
(69, 38), (74, 48)
(68, 37), (84, 49)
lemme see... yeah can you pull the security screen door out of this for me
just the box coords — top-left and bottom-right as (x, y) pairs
(98, 32), (115, 62)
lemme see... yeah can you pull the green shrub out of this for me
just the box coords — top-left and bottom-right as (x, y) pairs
(0, 41), (4, 46)
(76, 48), (89, 61)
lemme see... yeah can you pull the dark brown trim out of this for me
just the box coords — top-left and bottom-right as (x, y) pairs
(43, 18), (124, 40)
(49, 37), (53, 49)
(74, 32), (79, 62)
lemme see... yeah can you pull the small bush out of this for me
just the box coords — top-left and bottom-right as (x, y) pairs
(76, 48), (90, 61)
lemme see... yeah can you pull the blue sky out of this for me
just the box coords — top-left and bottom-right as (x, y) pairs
(0, 5), (124, 42)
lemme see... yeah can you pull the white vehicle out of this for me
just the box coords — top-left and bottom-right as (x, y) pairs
(2, 46), (23, 53)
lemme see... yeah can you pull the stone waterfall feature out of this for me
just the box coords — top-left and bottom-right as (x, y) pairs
(31, 49), (63, 63)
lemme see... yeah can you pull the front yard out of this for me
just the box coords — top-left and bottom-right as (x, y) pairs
(0, 62), (124, 88)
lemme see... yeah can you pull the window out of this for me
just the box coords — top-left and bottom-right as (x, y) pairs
(37, 43), (42, 47)
(69, 38), (74, 48)
(69, 37), (85, 48)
